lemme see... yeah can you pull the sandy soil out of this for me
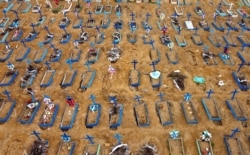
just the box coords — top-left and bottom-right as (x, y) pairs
(0, 0), (250, 154)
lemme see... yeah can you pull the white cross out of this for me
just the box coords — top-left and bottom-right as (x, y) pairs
(229, 2), (234, 10)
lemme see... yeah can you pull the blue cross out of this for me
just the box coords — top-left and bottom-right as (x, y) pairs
(31, 130), (41, 141)
(49, 43), (56, 51)
(206, 89), (214, 98)
(10, 10), (19, 19)
(158, 92), (164, 101)
(38, 9), (43, 17)
(3, 9), (7, 18)
(184, 93), (192, 101)
(150, 61), (156, 71)
(84, 61), (91, 71)
(229, 128), (240, 137)
(89, 94), (96, 104)
(95, 26), (100, 33)
(145, 12), (151, 23)
(109, 96), (117, 105)
(149, 39), (155, 49)
(87, 11), (93, 19)
(3, 89), (11, 101)
(231, 89), (239, 100)
(226, 27), (232, 35)
(61, 133), (71, 142)
(44, 25), (52, 35)
(134, 95), (141, 104)
(187, 13), (192, 20)
(114, 23), (120, 32)
(238, 61), (245, 72)
(178, 25), (181, 35)
(194, 26), (199, 35)
(114, 133), (122, 144)
(84, 135), (94, 144)
(61, 27), (68, 35)
(21, 39), (27, 48)
(30, 23), (36, 33)
(130, 12), (135, 21)
(44, 61), (51, 70)
(66, 59), (73, 70)
(241, 45), (246, 52)
(131, 60), (138, 70)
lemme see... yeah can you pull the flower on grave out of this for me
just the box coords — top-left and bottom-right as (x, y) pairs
(7, 62), (14, 71)
(200, 130), (212, 141)
(108, 65), (116, 74)
(169, 129), (179, 139)
(43, 95), (51, 104)
(218, 80), (225, 86)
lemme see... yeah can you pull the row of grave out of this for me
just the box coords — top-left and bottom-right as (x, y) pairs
(0, 0), (249, 15)
(0, 1), (249, 72)
(1, 31), (250, 89)
(1, 89), (249, 154)
(1, 53), (249, 94)
(0, 89), (248, 129)
(24, 128), (247, 155)
(1, 0), (250, 47)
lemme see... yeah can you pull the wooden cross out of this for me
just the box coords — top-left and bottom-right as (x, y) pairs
(85, 135), (94, 144)
(89, 94), (96, 104)
(134, 95), (141, 104)
(231, 89), (239, 100)
(206, 89), (214, 98)
(131, 60), (138, 70)
(3, 89), (11, 101)
(158, 92), (164, 101)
